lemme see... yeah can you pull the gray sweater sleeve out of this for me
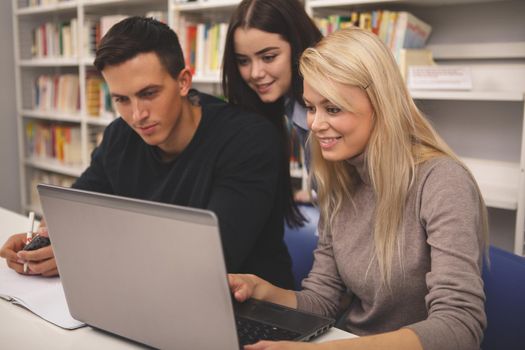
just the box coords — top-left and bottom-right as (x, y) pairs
(406, 160), (486, 350)
(295, 217), (348, 319)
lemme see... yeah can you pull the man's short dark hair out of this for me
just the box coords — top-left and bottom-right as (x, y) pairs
(94, 16), (185, 79)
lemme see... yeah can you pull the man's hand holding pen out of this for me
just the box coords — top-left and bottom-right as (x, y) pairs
(0, 218), (58, 277)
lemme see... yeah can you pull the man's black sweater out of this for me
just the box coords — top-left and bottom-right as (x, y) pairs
(73, 91), (293, 288)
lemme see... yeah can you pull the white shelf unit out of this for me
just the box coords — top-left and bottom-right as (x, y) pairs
(172, 0), (241, 12)
(171, 0), (309, 183)
(306, 0), (525, 255)
(14, 1), (523, 253)
(171, 0), (240, 92)
(12, 0), (172, 215)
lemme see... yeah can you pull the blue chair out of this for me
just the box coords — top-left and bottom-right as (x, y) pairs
(284, 205), (320, 290)
(481, 245), (525, 350)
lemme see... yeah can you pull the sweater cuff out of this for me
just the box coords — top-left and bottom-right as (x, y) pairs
(295, 290), (317, 314)
(405, 318), (479, 350)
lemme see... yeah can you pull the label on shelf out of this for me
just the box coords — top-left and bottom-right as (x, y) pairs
(408, 65), (472, 90)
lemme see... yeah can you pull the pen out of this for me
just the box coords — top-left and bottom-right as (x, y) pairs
(23, 211), (35, 273)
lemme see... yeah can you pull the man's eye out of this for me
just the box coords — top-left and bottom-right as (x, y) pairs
(113, 96), (128, 104)
(141, 90), (157, 98)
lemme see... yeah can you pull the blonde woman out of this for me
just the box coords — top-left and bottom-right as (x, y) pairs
(229, 27), (488, 350)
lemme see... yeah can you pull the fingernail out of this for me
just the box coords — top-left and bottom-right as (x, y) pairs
(17, 259), (25, 264)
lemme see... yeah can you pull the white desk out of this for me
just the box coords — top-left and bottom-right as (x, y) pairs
(0, 207), (356, 349)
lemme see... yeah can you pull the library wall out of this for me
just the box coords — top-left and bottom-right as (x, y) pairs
(0, 0), (21, 212)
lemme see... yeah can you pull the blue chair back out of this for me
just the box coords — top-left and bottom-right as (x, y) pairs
(284, 205), (320, 290)
(482, 246), (525, 350)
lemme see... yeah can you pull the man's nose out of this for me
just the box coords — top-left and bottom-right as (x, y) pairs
(131, 99), (148, 122)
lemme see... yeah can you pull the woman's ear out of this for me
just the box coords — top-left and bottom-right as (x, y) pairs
(177, 68), (193, 96)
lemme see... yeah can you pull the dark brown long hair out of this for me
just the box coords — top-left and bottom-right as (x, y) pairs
(222, 0), (322, 227)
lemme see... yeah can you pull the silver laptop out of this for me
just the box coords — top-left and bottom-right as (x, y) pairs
(38, 184), (334, 349)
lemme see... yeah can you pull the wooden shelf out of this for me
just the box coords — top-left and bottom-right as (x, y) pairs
(307, 0), (397, 8)
(192, 74), (221, 84)
(25, 158), (84, 178)
(307, 0), (508, 9)
(19, 58), (79, 67)
(410, 90), (524, 102)
(86, 116), (116, 126)
(81, 56), (95, 65)
(21, 109), (82, 123)
(173, 0), (241, 12)
(16, 1), (77, 15)
(430, 42), (525, 60)
(462, 157), (521, 210)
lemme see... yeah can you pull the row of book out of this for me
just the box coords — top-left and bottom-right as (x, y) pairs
(33, 74), (79, 113)
(30, 12), (166, 59)
(83, 15), (128, 58)
(86, 74), (114, 118)
(31, 20), (78, 58)
(85, 12), (167, 57)
(32, 73), (117, 117)
(87, 127), (105, 157)
(25, 121), (82, 166)
(314, 10), (432, 63)
(177, 20), (228, 77)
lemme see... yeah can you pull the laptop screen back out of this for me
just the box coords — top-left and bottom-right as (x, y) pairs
(38, 184), (239, 349)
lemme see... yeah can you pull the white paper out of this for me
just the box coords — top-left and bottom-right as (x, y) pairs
(0, 269), (85, 329)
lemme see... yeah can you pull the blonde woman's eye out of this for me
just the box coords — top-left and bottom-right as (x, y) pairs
(305, 105), (316, 113)
(326, 106), (341, 115)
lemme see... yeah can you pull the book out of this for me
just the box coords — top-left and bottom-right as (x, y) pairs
(0, 268), (85, 329)
(392, 11), (432, 62)
(195, 23), (207, 76)
(398, 48), (435, 81)
(99, 14), (128, 38)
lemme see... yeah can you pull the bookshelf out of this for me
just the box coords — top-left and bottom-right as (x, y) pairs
(13, 0), (524, 254)
(171, 0), (240, 88)
(11, 0), (278, 217)
(12, 0), (171, 217)
(306, 0), (525, 255)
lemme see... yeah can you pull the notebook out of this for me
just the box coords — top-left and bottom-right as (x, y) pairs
(37, 184), (334, 349)
(0, 269), (84, 329)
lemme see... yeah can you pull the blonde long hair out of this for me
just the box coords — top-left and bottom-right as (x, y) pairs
(300, 28), (488, 287)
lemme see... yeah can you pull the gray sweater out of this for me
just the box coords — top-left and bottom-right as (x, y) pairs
(296, 155), (486, 350)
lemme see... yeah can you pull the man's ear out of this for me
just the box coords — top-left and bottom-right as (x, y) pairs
(177, 68), (193, 97)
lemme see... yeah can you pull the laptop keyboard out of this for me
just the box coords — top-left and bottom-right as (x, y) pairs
(236, 317), (301, 346)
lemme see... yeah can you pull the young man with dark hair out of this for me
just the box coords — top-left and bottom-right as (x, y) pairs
(1, 17), (294, 289)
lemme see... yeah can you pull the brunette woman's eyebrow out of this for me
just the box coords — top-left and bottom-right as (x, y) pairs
(235, 47), (280, 57)
(255, 47), (280, 55)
